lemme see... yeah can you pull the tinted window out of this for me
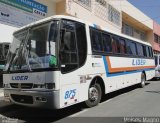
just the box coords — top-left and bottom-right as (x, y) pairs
(76, 23), (87, 67)
(119, 38), (126, 54)
(111, 36), (118, 53)
(155, 56), (158, 65)
(148, 47), (151, 57)
(142, 45), (147, 57)
(60, 20), (78, 73)
(149, 47), (153, 57)
(91, 29), (103, 52)
(126, 41), (137, 55)
(145, 46), (149, 57)
(136, 43), (144, 56)
(102, 33), (112, 53)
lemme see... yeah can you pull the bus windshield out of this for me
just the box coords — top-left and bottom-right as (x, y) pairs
(5, 21), (59, 72)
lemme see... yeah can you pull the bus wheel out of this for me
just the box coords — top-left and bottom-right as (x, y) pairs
(140, 73), (146, 88)
(85, 83), (102, 108)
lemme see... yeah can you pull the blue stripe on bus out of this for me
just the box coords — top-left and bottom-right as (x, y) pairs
(102, 56), (155, 77)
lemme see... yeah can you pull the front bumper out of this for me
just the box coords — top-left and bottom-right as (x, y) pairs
(4, 89), (60, 109)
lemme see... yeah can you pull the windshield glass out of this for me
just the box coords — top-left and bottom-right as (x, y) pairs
(5, 21), (59, 72)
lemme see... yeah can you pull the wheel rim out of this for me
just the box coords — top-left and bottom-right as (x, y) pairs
(89, 86), (99, 102)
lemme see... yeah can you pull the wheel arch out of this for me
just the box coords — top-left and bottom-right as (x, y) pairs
(142, 70), (146, 80)
(89, 76), (105, 96)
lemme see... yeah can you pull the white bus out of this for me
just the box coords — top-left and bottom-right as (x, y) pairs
(3, 15), (155, 109)
(154, 54), (160, 78)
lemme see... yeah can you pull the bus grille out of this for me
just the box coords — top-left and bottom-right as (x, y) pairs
(10, 83), (33, 89)
(11, 94), (33, 104)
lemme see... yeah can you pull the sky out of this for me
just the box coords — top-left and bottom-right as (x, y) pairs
(128, 0), (160, 24)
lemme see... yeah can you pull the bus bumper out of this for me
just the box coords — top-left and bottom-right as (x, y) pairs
(4, 89), (60, 109)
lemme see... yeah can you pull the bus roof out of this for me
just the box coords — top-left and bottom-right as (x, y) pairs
(14, 15), (151, 46)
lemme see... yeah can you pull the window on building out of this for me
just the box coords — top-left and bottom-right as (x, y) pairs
(108, 4), (120, 26)
(122, 22), (133, 37)
(158, 36), (160, 44)
(75, 0), (91, 10)
(140, 32), (146, 41)
(154, 33), (159, 43)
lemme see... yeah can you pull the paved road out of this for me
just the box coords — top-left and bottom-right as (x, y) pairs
(0, 80), (160, 123)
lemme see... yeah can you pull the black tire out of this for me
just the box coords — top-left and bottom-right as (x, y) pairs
(140, 73), (146, 88)
(85, 83), (102, 108)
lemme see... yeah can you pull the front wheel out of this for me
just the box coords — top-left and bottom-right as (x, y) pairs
(85, 83), (102, 108)
(140, 73), (146, 88)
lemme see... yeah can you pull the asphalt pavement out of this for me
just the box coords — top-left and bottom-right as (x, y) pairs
(0, 80), (160, 123)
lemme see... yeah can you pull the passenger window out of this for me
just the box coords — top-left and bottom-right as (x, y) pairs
(60, 20), (87, 73)
(111, 36), (118, 53)
(60, 20), (78, 73)
(142, 45), (147, 57)
(155, 56), (158, 66)
(76, 23), (87, 67)
(126, 41), (137, 55)
(119, 38), (126, 54)
(91, 29), (103, 52)
(149, 47), (153, 57)
(136, 43), (144, 57)
(102, 33), (112, 53)
(145, 46), (149, 57)
(148, 47), (151, 57)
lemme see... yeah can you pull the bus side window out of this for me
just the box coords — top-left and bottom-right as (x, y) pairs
(145, 46), (149, 57)
(76, 23), (87, 67)
(119, 38), (126, 54)
(136, 43), (144, 57)
(150, 47), (153, 57)
(126, 41), (137, 55)
(91, 29), (103, 52)
(60, 20), (78, 73)
(154, 56), (158, 66)
(102, 33), (112, 53)
(111, 36), (118, 53)
(142, 45), (147, 57)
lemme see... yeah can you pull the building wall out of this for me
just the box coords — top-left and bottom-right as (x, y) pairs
(0, 0), (55, 43)
(121, 1), (153, 30)
(65, 0), (122, 32)
(35, 0), (56, 17)
(119, 1), (153, 43)
(153, 21), (160, 53)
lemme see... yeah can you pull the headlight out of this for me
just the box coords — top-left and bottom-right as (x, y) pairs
(4, 84), (10, 88)
(45, 83), (55, 89)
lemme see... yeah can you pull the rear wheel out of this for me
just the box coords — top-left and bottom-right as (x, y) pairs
(85, 83), (102, 108)
(140, 73), (146, 88)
